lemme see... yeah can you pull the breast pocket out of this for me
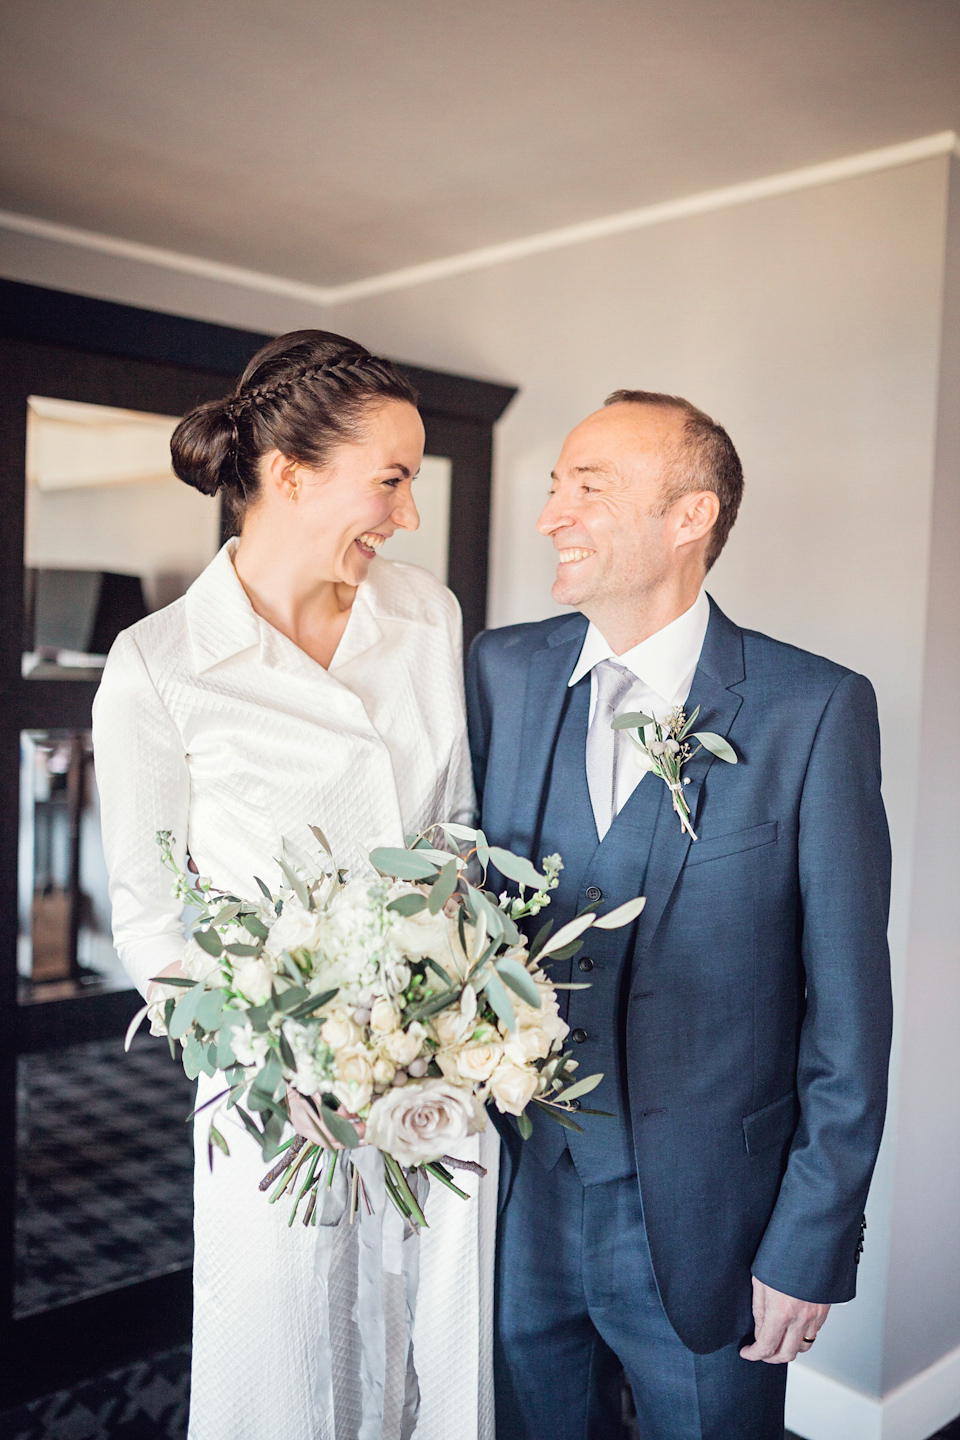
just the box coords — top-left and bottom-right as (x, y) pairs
(684, 820), (778, 868)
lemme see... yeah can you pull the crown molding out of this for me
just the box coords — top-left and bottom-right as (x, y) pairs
(1, 131), (956, 310)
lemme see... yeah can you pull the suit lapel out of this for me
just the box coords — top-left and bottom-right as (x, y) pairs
(632, 598), (746, 964)
(512, 615), (588, 855)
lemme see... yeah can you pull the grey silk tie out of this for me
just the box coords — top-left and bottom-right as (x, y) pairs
(585, 658), (635, 840)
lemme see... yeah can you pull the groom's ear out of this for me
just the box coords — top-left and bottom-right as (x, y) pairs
(670, 489), (720, 554)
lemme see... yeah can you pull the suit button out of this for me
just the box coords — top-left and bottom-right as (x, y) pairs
(567, 1098), (582, 1111)
(585, 886), (602, 902)
(572, 1028), (588, 1043)
(578, 957), (594, 972)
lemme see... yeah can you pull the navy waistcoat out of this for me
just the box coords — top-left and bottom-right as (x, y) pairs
(531, 676), (663, 1184)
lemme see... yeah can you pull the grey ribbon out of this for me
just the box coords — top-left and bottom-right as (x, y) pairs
(585, 659), (635, 839)
(313, 1147), (427, 1439)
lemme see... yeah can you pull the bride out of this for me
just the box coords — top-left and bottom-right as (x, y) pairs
(92, 330), (498, 1440)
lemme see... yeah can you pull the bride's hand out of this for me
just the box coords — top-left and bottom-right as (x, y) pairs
(147, 960), (185, 1001)
(286, 1086), (366, 1149)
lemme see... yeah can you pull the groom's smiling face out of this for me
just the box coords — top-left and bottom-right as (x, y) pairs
(538, 403), (688, 615)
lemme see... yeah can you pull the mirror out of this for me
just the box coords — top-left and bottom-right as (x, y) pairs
(23, 396), (221, 678)
(18, 730), (124, 996)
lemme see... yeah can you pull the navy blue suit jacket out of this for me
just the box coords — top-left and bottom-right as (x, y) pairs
(466, 597), (893, 1353)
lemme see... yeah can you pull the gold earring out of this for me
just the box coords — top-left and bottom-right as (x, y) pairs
(288, 484), (298, 503)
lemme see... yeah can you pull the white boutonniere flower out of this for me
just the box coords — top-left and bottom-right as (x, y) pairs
(613, 704), (738, 840)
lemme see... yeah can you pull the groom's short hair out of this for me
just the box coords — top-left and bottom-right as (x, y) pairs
(604, 390), (743, 570)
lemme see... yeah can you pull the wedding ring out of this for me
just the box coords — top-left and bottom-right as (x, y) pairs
(803, 1336), (817, 1344)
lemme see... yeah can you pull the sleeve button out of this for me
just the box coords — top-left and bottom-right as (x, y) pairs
(572, 1028), (588, 1043)
(585, 886), (602, 902)
(578, 957), (594, 972)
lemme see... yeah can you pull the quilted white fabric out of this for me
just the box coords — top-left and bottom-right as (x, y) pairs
(92, 541), (497, 1440)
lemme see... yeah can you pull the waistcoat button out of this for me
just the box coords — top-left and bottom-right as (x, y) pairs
(578, 956), (594, 972)
(567, 1098), (582, 1111)
(572, 1028), (588, 1043)
(585, 885), (602, 902)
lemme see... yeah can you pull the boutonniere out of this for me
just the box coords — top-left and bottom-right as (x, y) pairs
(612, 705), (738, 840)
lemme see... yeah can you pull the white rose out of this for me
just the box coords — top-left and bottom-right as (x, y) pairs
(369, 998), (400, 1034)
(332, 1051), (374, 1112)
(504, 1013), (555, 1064)
(384, 1022), (426, 1067)
(488, 1058), (539, 1116)
(233, 957), (273, 1006)
(321, 1009), (362, 1051)
(455, 1040), (503, 1082)
(264, 895), (324, 960)
(373, 1053), (397, 1087)
(432, 1006), (470, 1049)
(365, 1079), (486, 1166)
(389, 905), (460, 966)
(181, 937), (222, 983)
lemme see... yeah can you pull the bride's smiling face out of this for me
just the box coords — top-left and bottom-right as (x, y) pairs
(257, 399), (425, 584)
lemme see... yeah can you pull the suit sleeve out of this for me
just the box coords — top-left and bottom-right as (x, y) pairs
(465, 629), (493, 804)
(751, 670), (893, 1302)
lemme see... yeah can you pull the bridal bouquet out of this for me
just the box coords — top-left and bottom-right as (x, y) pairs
(127, 824), (644, 1227)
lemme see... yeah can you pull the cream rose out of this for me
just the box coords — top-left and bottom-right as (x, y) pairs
(488, 1058), (539, 1116)
(372, 1053), (397, 1087)
(383, 1022), (425, 1067)
(365, 1079), (486, 1166)
(332, 1051), (374, 1112)
(369, 998), (400, 1034)
(389, 905), (460, 967)
(454, 1040), (503, 1082)
(321, 1010), (362, 1050)
(431, 1006), (470, 1049)
(181, 937), (223, 983)
(263, 895), (324, 960)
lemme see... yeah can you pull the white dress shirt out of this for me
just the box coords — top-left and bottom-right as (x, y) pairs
(92, 541), (495, 1440)
(568, 589), (711, 818)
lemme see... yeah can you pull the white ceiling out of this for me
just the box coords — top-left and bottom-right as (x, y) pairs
(2, 0), (958, 288)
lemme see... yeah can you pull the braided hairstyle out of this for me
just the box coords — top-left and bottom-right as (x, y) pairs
(171, 330), (418, 524)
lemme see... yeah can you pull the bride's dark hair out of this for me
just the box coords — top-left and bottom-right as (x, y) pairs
(171, 329), (417, 521)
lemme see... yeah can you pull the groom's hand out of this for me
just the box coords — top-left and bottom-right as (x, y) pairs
(739, 1277), (830, 1363)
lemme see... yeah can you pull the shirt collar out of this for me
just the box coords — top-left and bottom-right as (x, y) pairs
(567, 588), (711, 703)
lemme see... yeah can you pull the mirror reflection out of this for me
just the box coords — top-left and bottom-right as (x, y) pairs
(24, 396), (222, 678)
(18, 730), (124, 997)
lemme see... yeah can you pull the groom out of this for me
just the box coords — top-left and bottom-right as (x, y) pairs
(466, 392), (892, 1439)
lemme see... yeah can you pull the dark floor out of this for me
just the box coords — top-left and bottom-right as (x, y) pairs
(1, 1347), (957, 1440)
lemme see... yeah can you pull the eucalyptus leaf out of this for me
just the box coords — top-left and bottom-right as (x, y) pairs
(286, 988), (339, 1022)
(438, 822), (478, 844)
(209, 1123), (230, 1157)
(169, 982), (206, 1039)
(369, 847), (441, 880)
(183, 1032), (206, 1080)
(254, 875), (273, 901)
(470, 887), (505, 944)
(593, 896), (647, 930)
(527, 918), (554, 963)
(387, 893), (428, 916)
(693, 731), (738, 764)
(678, 705), (701, 739)
(234, 1105), (266, 1152)
(538, 912), (596, 957)
(487, 847), (546, 890)
(475, 829), (490, 867)
(276, 985), (310, 1012)
(216, 1026), (237, 1070)
(555, 1071), (604, 1102)
(308, 824), (332, 855)
(225, 942), (261, 957)
(147, 974), (195, 989)
(532, 1098), (584, 1133)
(428, 858), (461, 914)
(517, 1111), (533, 1140)
(495, 958), (541, 1009)
(320, 1104), (360, 1149)
(611, 711), (654, 731)
(123, 1003), (149, 1052)
(277, 856), (310, 910)
(540, 938), (586, 962)
(483, 971), (516, 1032)
(212, 902), (242, 925)
(192, 927), (223, 958)
(241, 914), (269, 940)
(194, 988), (225, 1032)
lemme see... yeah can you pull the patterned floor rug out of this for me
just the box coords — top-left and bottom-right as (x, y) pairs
(15, 1034), (195, 1316)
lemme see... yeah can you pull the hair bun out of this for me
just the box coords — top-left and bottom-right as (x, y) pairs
(170, 399), (237, 497)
